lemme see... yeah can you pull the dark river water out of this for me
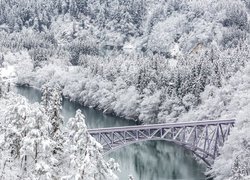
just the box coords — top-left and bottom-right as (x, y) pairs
(15, 86), (206, 180)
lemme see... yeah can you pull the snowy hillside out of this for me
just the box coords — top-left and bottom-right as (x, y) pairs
(0, 0), (250, 179)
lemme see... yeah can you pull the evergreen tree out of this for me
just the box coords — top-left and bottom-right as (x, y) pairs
(41, 85), (51, 114)
(19, 104), (59, 179)
(65, 109), (118, 180)
(48, 87), (64, 170)
(0, 95), (59, 179)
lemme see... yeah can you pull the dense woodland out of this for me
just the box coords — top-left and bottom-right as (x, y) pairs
(0, 84), (119, 179)
(0, 0), (250, 179)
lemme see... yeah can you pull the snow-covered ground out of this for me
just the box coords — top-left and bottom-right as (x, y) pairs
(0, 0), (250, 178)
(0, 65), (16, 82)
(179, 63), (250, 179)
(0, 51), (33, 84)
(0, 56), (120, 179)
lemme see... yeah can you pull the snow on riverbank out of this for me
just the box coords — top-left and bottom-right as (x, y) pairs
(15, 55), (250, 179)
(6, 45), (250, 179)
(0, 52), (120, 179)
(178, 63), (250, 179)
(0, 65), (16, 82)
(0, 51), (32, 83)
(16, 61), (184, 124)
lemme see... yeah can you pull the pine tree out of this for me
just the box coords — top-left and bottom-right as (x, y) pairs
(41, 85), (65, 176)
(0, 96), (28, 178)
(19, 104), (59, 179)
(0, 95), (59, 179)
(232, 156), (244, 180)
(0, 55), (4, 67)
(65, 109), (118, 180)
(49, 87), (63, 138)
(47, 87), (64, 174)
(41, 85), (51, 114)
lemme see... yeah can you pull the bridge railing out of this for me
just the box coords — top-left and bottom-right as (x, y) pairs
(88, 119), (236, 166)
(88, 119), (235, 133)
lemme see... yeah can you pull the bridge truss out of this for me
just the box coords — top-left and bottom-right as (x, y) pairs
(89, 119), (235, 166)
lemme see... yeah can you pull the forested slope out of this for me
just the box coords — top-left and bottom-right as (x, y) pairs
(1, 0), (250, 179)
(1, 0), (249, 122)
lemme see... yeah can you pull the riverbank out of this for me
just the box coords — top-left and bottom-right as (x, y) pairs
(16, 62), (171, 124)
(4, 53), (249, 179)
(14, 58), (250, 179)
(15, 85), (137, 128)
(15, 85), (207, 180)
(1, 0), (250, 178)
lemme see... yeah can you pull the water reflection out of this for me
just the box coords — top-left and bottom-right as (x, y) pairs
(14, 86), (135, 128)
(108, 141), (205, 180)
(14, 86), (206, 180)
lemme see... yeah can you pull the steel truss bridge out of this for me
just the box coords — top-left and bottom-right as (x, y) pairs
(89, 119), (235, 166)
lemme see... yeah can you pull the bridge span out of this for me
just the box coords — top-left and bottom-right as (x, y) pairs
(89, 119), (235, 166)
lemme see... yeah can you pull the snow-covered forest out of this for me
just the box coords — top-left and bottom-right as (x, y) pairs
(0, 84), (119, 179)
(0, 0), (250, 179)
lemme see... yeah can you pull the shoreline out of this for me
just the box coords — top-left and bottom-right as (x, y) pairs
(15, 83), (142, 125)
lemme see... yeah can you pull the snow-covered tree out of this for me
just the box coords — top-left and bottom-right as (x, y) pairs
(41, 84), (51, 113)
(41, 85), (64, 153)
(0, 95), (28, 178)
(19, 104), (59, 179)
(0, 94), (59, 179)
(0, 91), (119, 179)
(65, 109), (118, 180)
(138, 90), (161, 123)
(231, 155), (250, 180)
(46, 86), (65, 173)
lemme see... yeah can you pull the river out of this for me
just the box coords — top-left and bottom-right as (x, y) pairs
(15, 86), (206, 180)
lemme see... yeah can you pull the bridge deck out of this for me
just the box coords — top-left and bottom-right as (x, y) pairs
(88, 119), (235, 133)
(88, 119), (235, 166)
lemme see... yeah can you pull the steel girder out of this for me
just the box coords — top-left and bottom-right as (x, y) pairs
(89, 119), (235, 166)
